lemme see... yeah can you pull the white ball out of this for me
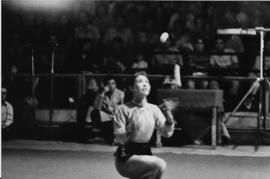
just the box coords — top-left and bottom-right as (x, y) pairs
(160, 32), (169, 43)
(68, 97), (75, 103)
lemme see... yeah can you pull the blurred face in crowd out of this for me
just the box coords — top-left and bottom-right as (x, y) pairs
(133, 74), (151, 98)
(195, 38), (205, 52)
(107, 79), (117, 92)
(87, 78), (99, 91)
(216, 38), (225, 52)
(10, 65), (18, 74)
(2, 88), (7, 102)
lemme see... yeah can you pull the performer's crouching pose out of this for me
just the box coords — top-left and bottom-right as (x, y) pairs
(114, 72), (175, 179)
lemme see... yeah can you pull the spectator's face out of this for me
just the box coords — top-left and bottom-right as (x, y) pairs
(195, 39), (205, 52)
(133, 75), (151, 98)
(2, 88), (7, 102)
(216, 39), (224, 52)
(107, 79), (116, 92)
(10, 65), (18, 74)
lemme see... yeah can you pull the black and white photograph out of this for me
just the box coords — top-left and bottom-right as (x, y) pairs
(1, 0), (270, 178)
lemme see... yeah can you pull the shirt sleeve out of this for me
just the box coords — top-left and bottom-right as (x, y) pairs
(2, 103), (14, 128)
(120, 91), (125, 104)
(210, 56), (216, 66)
(113, 105), (129, 144)
(153, 105), (174, 138)
(231, 55), (238, 66)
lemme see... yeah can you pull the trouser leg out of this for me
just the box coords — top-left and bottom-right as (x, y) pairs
(115, 155), (167, 179)
(102, 121), (114, 144)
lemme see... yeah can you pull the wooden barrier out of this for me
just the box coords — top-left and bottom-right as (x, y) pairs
(156, 89), (223, 148)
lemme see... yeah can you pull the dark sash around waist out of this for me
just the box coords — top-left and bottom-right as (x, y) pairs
(114, 142), (152, 162)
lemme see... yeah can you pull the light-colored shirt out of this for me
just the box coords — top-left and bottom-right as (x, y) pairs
(253, 55), (270, 70)
(210, 49), (238, 69)
(114, 101), (174, 144)
(152, 47), (183, 67)
(95, 88), (124, 122)
(131, 60), (148, 69)
(2, 101), (14, 128)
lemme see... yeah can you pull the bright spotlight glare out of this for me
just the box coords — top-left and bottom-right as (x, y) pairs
(10, 0), (75, 10)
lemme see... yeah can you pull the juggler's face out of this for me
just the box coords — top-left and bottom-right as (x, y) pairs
(133, 75), (151, 98)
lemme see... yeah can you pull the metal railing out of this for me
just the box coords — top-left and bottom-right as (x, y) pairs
(3, 73), (266, 126)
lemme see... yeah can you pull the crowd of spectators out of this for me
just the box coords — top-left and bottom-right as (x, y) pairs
(3, 1), (270, 76)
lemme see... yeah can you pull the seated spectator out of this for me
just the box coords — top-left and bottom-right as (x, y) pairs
(103, 37), (126, 73)
(103, 16), (133, 46)
(151, 34), (183, 74)
(93, 4), (114, 35)
(74, 12), (101, 44)
(168, 13), (184, 40)
(56, 14), (74, 50)
(78, 77), (101, 125)
(141, 18), (160, 49)
(94, 76), (125, 144)
(2, 87), (14, 140)
(133, 18), (160, 60)
(209, 37), (240, 109)
(130, 53), (148, 73)
(3, 64), (24, 106)
(225, 35), (245, 53)
(187, 37), (210, 89)
(65, 38), (100, 73)
(250, 39), (270, 76)
(175, 33), (194, 53)
(210, 38), (239, 73)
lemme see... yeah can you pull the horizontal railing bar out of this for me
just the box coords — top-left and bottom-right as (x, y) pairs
(3, 73), (269, 81)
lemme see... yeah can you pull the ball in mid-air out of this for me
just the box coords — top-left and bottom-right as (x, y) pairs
(160, 32), (169, 43)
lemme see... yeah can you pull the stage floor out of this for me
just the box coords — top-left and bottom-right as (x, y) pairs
(2, 149), (270, 179)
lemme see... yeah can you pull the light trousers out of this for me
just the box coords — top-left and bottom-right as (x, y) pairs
(115, 155), (167, 179)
